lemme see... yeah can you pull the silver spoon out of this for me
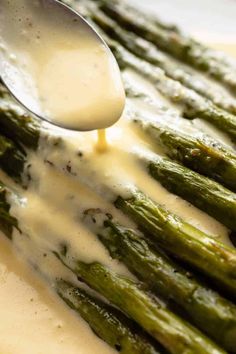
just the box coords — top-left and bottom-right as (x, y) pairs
(0, 0), (125, 131)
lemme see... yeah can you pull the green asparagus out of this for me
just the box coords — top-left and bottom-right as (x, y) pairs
(92, 9), (236, 114)
(57, 280), (161, 354)
(115, 191), (236, 298)
(97, 216), (236, 351)
(99, 0), (236, 94)
(56, 254), (226, 354)
(135, 117), (236, 192)
(136, 149), (236, 230)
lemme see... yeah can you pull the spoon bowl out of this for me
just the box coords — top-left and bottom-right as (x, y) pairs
(0, 0), (125, 131)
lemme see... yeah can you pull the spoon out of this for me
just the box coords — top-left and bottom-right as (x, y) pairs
(0, 0), (125, 131)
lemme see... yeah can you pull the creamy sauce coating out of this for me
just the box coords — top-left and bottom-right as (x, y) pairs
(0, 0), (125, 130)
(0, 235), (116, 354)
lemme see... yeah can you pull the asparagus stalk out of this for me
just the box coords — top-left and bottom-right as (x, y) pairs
(57, 279), (161, 354)
(135, 117), (236, 192)
(92, 9), (236, 115)
(0, 182), (18, 238)
(0, 98), (40, 149)
(97, 35), (236, 140)
(97, 216), (236, 352)
(99, 0), (236, 95)
(0, 133), (26, 183)
(115, 191), (236, 298)
(57, 253), (225, 354)
(135, 149), (236, 230)
(66, 0), (236, 138)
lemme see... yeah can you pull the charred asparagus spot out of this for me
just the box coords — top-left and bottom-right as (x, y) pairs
(56, 280), (161, 354)
(0, 2), (234, 353)
(56, 253), (226, 354)
(97, 216), (236, 352)
(115, 191), (236, 298)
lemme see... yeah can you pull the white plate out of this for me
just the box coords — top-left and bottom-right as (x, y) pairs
(130, 0), (236, 46)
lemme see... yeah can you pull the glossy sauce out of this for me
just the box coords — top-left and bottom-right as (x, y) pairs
(0, 0), (125, 130)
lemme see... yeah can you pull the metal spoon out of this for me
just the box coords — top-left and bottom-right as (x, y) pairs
(0, 0), (125, 131)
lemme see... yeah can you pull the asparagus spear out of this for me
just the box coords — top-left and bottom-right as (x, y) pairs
(135, 149), (236, 230)
(97, 216), (236, 352)
(57, 279), (161, 354)
(92, 9), (236, 115)
(0, 98), (40, 149)
(99, 0), (236, 94)
(66, 0), (236, 138)
(0, 133), (26, 183)
(115, 191), (236, 298)
(135, 117), (236, 192)
(57, 254), (226, 354)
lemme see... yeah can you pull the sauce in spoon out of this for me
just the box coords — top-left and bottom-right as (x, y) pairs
(0, 0), (125, 131)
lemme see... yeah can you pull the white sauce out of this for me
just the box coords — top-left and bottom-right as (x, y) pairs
(0, 0), (125, 130)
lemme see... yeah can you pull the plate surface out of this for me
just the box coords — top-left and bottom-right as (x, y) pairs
(130, 0), (236, 47)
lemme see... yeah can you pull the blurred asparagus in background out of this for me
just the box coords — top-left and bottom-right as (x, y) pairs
(92, 9), (236, 115)
(98, 0), (236, 94)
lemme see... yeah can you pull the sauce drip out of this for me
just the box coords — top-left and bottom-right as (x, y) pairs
(96, 129), (108, 153)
